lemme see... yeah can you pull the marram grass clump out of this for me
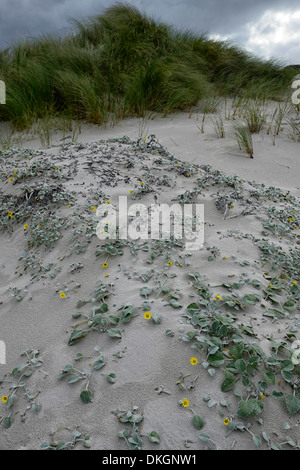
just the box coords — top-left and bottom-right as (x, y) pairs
(0, 3), (296, 130)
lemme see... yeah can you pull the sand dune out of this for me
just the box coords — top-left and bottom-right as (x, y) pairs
(0, 102), (299, 450)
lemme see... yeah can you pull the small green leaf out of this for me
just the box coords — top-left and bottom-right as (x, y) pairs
(283, 300), (295, 311)
(92, 355), (106, 370)
(140, 287), (152, 297)
(40, 442), (50, 450)
(238, 399), (255, 417)
(67, 374), (81, 384)
(75, 353), (84, 361)
(92, 313), (104, 325)
(207, 350), (224, 368)
(3, 416), (11, 428)
(68, 329), (85, 345)
(281, 370), (293, 382)
(76, 300), (88, 308)
(32, 403), (39, 412)
(263, 371), (275, 385)
(6, 395), (17, 409)
(72, 312), (82, 319)
(107, 328), (122, 339)
(107, 315), (119, 325)
(149, 431), (160, 443)
(106, 373), (116, 383)
(198, 432), (212, 443)
(253, 434), (262, 448)
(152, 313), (162, 324)
(193, 415), (205, 430)
(56, 441), (68, 450)
(221, 377), (235, 392)
(272, 390), (284, 399)
(80, 390), (92, 404)
(100, 303), (109, 312)
(235, 359), (246, 371)
(271, 443), (282, 450)
(118, 429), (129, 439)
(169, 299), (183, 309)
(285, 394), (300, 415)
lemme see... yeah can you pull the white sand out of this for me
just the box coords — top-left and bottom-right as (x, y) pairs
(0, 101), (299, 450)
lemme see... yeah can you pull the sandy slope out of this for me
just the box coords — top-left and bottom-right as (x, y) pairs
(0, 102), (299, 450)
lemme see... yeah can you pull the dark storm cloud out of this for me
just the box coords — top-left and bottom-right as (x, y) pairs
(0, 0), (299, 63)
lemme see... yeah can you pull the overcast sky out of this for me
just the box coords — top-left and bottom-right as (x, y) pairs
(0, 0), (300, 65)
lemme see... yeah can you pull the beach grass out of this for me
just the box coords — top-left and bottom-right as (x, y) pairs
(0, 3), (297, 130)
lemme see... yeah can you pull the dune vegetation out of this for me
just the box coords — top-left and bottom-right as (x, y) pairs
(0, 3), (298, 131)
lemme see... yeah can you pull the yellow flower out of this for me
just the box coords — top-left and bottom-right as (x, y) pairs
(8, 211), (13, 218)
(223, 256), (227, 260)
(67, 204), (71, 207)
(144, 311), (151, 320)
(9, 177), (13, 182)
(91, 206), (96, 211)
(268, 282), (273, 288)
(59, 292), (66, 298)
(106, 200), (110, 204)
(292, 281), (297, 286)
(105, 273), (109, 277)
(23, 224), (29, 229)
(1, 396), (8, 404)
(179, 264), (183, 267)
(223, 418), (230, 425)
(181, 398), (189, 408)
(14, 169), (18, 174)
(140, 182), (144, 186)
(190, 357), (198, 366)
(295, 226), (299, 230)
(102, 262), (108, 268)
(216, 294), (222, 300)
(260, 394), (265, 399)
(167, 261), (173, 266)
(129, 190), (133, 194)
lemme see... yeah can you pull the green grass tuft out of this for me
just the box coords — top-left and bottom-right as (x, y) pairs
(0, 3), (296, 130)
